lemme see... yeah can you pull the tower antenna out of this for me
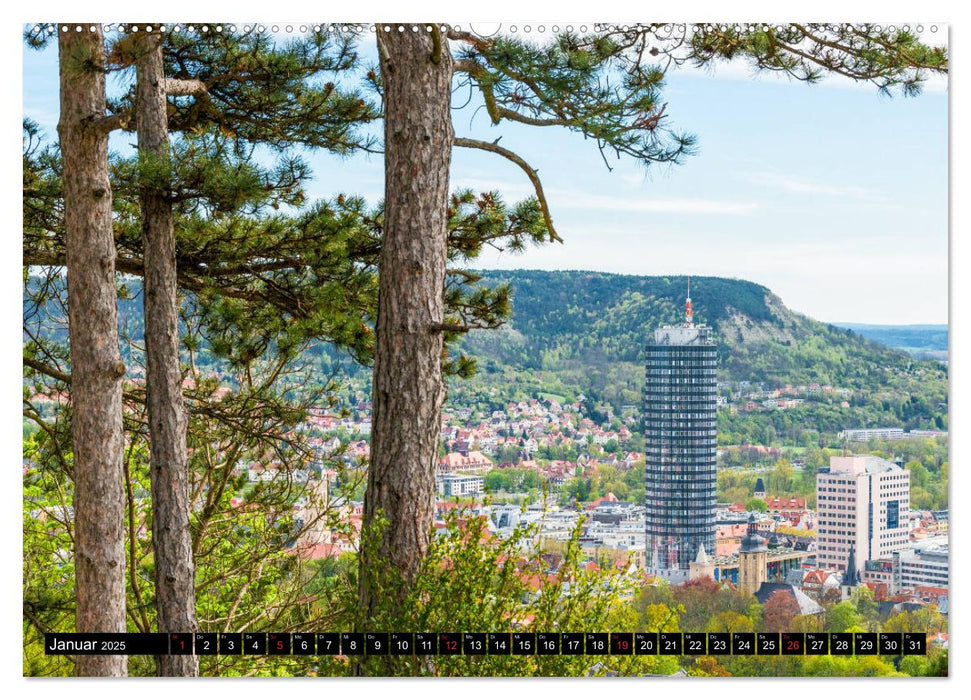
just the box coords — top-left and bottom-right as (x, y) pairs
(685, 275), (693, 325)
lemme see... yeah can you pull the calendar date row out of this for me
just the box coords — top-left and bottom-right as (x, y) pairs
(45, 631), (927, 657)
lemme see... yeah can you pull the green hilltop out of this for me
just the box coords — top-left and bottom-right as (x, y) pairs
(453, 270), (947, 443)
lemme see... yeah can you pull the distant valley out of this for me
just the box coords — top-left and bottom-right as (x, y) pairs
(833, 323), (948, 361)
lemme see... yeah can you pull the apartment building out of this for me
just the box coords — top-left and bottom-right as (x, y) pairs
(839, 428), (905, 442)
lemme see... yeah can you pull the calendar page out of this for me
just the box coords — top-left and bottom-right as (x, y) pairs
(21, 17), (949, 682)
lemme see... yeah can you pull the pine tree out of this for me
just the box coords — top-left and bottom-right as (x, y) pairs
(56, 24), (127, 678)
(359, 25), (453, 618)
(119, 25), (381, 675)
(111, 26), (384, 676)
(133, 30), (199, 677)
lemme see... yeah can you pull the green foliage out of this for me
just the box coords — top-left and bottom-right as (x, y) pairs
(556, 464), (645, 507)
(22, 41), (561, 674)
(23, 437), (79, 677)
(22, 347), (358, 676)
(826, 601), (862, 633)
(851, 587), (879, 627)
(686, 23), (947, 97)
(865, 438), (948, 510)
(113, 28), (380, 152)
(456, 30), (696, 169)
(558, 478), (591, 507)
(745, 497), (768, 512)
(718, 457), (820, 506)
(466, 272), (773, 357)
(789, 654), (902, 677)
(483, 468), (543, 494)
(346, 511), (680, 676)
(636, 577), (753, 634)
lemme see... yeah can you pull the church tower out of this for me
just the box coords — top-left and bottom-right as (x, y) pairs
(841, 544), (861, 601)
(689, 542), (716, 581)
(753, 477), (766, 499)
(738, 513), (768, 596)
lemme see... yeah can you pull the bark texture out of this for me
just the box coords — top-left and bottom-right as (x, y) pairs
(57, 25), (128, 677)
(361, 25), (453, 614)
(135, 33), (199, 677)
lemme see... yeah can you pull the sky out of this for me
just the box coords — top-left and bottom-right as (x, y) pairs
(21, 25), (949, 325)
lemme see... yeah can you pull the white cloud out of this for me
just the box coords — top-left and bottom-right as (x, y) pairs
(744, 171), (887, 201)
(473, 223), (947, 324)
(451, 178), (758, 215)
(546, 189), (758, 214)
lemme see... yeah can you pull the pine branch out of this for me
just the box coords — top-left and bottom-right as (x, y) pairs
(23, 355), (71, 384)
(86, 111), (133, 135)
(429, 322), (468, 333)
(454, 137), (561, 242)
(164, 78), (208, 97)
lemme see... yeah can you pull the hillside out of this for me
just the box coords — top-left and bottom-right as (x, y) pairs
(452, 270), (948, 440)
(25, 271), (949, 442)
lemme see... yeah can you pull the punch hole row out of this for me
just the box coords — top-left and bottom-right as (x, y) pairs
(36, 23), (940, 37)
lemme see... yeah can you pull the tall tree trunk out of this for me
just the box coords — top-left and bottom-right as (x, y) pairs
(57, 24), (128, 677)
(360, 25), (453, 616)
(135, 32), (199, 677)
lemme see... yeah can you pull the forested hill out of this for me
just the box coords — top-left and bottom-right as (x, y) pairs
(464, 269), (904, 382)
(24, 271), (948, 434)
(455, 270), (948, 433)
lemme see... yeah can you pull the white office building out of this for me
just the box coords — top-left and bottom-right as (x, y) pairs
(893, 537), (949, 593)
(839, 428), (905, 442)
(436, 473), (484, 498)
(816, 455), (910, 573)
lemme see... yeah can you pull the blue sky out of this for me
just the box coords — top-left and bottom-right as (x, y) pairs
(22, 28), (948, 325)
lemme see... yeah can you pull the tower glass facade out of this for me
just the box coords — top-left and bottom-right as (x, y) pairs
(643, 323), (717, 578)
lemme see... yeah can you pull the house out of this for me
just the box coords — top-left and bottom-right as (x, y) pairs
(438, 451), (492, 474)
(800, 569), (840, 600)
(764, 496), (806, 512)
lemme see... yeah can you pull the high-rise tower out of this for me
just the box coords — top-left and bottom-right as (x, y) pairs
(643, 278), (718, 581)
